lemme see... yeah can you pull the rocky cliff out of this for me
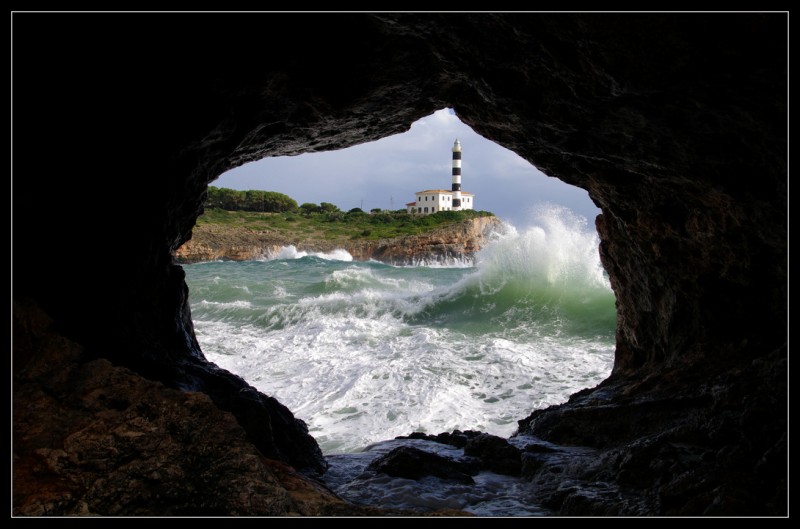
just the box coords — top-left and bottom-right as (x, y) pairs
(347, 216), (504, 265)
(174, 216), (504, 265)
(13, 14), (786, 516)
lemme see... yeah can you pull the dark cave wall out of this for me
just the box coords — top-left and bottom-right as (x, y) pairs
(13, 13), (786, 513)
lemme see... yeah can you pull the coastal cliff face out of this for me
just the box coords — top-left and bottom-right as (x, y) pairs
(174, 216), (505, 265)
(174, 224), (288, 263)
(347, 216), (504, 264)
(14, 14), (786, 515)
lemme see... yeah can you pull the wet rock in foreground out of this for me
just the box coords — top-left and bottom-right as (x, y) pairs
(367, 446), (476, 484)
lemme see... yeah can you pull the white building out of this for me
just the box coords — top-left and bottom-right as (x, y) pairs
(406, 139), (474, 215)
(405, 190), (474, 215)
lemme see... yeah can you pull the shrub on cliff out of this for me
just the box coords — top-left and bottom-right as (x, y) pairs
(206, 186), (298, 213)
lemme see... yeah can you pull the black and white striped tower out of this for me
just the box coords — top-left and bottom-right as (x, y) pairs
(451, 139), (462, 210)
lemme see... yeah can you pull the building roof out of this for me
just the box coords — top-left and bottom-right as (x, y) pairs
(405, 202), (416, 206)
(414, 189), (475, 195)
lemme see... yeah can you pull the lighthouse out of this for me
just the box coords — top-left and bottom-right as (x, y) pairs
(451, 138), (462, 210)
(405, 138), (474, 216)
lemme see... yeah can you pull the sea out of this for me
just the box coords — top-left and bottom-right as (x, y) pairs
(183, 205), (617, 514)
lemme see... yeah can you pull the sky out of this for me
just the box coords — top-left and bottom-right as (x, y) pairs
(214, 108), (600, 229)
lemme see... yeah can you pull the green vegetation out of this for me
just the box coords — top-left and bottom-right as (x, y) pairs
(206, 186), (298, 212)
(197, 188), (494, 240)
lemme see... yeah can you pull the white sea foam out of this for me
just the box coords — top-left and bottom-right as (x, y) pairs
(475, 204), (610, 293)
(196, 310), (612, 454)
(270, 245), (354, 261)
(198, 299), (252, 309)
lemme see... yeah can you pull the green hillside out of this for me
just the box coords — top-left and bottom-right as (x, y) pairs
(196, 206), (494, 244)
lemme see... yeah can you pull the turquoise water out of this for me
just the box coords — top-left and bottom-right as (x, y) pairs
(184, 206), (616, 454)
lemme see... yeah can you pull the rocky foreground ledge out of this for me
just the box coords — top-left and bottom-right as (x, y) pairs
(13, 299), (472, 516)
(174, 216), (505, 265)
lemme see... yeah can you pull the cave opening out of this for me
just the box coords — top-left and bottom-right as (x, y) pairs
(180, 109), (617, 454)
(12, 12), (786, 515)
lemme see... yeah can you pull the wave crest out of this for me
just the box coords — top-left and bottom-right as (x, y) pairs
(270, 245), (354, 261)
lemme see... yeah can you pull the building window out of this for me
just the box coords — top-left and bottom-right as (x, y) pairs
(432, 206), (436, 212)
